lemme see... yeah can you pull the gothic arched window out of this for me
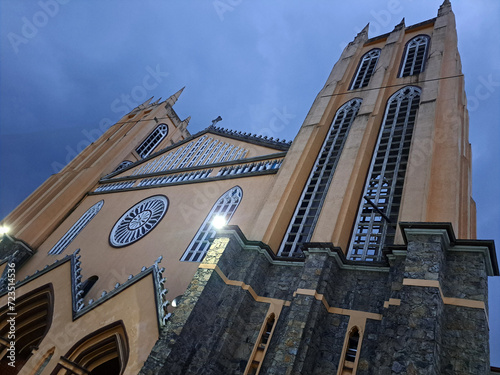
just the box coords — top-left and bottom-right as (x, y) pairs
(340, 326), (361, 372)
(399, 35), (430, 77)
(0, 285), (53, 373)
(49, 200), (104, 255)
(278, 98), (362, 258)
(181, 186), (243, 262)
(52, 322), (128, 375)
(348, 86), (421, 261)
(136, 124), (168, 158)
(350, 49), (381, 90)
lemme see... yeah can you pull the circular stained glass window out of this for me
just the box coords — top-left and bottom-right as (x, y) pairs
(110, 195), (168, 247)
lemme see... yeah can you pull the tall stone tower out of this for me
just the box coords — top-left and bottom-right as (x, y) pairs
(0, 1), (497, 375)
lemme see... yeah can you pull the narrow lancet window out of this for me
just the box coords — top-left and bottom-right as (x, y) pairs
(340, 326), (361, 373)
(399, 35), (430, 77)
(350, 49), (380, 90)
(49, 200), (104, 255)
(278, 99), (362, 257)
(348, 86), (421, 261)
(136, 124), (168, 158)
(246, 314), (276, 375)
(181, 186), (242, 262)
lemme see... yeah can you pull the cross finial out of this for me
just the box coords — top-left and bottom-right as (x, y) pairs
(211, 116), (222, 126)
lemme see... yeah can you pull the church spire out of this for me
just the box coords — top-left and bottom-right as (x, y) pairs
(354, 23), (369, 42)
(394, 18), (405, 31)
(165, 87), (185, 107)
(438, 0), (452, 16)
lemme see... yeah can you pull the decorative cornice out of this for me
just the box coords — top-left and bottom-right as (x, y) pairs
(216, 226), (305, 266)
(0, 249), (171, 330)
(302, 243), (390, 272)
(100, 152), (287, 183)
(92, 166), (281, 196)
(400, 222), (498, 276)
(103, 127), (291, 180)
(205, 125), (292, 150)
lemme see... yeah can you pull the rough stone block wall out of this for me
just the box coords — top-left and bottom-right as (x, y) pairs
(356, 318), (385, 375)
(309, 312), (350, 375)
(441, 305), (489, 374)
(440, 251), (490, 374)
(140, 228), (494, 375)
(323, 267), (389, 312)
(442, 251), (488, 302)
(217, 240), (303, 301)
(146, 270), (269, 375)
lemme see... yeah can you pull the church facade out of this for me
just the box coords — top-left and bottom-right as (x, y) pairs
(0, 1), (497, 374)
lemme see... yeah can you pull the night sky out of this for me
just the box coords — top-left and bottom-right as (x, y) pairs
(1, 0), (499, 364)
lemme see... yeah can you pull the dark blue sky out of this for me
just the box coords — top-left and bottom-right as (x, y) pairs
(1, 0), (499, 364)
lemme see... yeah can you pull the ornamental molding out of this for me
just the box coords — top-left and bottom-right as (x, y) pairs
(109, 195), (168, 247)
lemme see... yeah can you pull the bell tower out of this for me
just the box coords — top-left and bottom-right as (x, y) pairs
(257, 0), (474, 261)
(140, 2), (497, 374)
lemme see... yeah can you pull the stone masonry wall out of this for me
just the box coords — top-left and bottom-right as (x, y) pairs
(440, 251), (490, 374)
(140, 226), (494, 375)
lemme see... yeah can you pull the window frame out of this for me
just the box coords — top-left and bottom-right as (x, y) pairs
(350, 48), (381, 90)
(398, 35), (430, 77)
(348, 86), (421, 261)
(109, 195), (168, 248)
(48, 200), (104, 255)
(181, 186), (243, 262)
(278, 98), (362, 258)
(135, 123), (169, 158)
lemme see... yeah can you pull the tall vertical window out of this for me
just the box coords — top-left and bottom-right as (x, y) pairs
(350, 49), (381, 90)
(339, 326), (362, 373)
(181, 186), (243, 262)
(48, 201), (104, 255)
(348, 86), (421, 261)
(399, 35), (430, 77)
(136, 124), (168, 158)
(278, 99), (362, 257)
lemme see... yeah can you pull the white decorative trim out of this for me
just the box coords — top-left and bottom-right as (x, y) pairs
(110, 196), (168, 247)
(49, 201), (104, 255)
(181, 187), (243, 262)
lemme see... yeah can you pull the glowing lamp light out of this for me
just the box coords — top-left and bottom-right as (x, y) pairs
(0, 225), (9, 235)
(211, 215), (227, 230)
(171, 295), (183, 308)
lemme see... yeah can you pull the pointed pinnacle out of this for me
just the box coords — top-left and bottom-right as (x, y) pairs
(141, 96), (154, 107)
(166, 87), (185, 107)
(394, 17), (405, 31)
(354, 23), (369, 42)
(182, 116), (191, 126)
(438, 0), (452, 16)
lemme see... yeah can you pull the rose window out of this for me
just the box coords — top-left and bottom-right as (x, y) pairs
(110, 195), (168, 247)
